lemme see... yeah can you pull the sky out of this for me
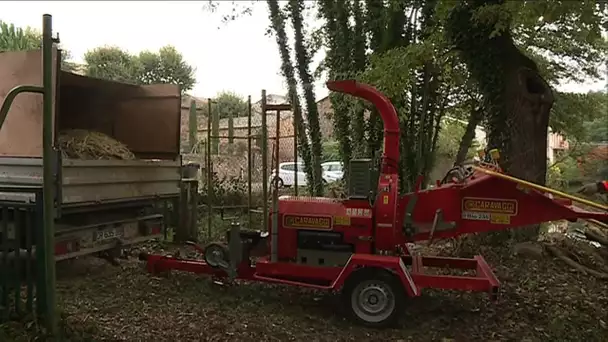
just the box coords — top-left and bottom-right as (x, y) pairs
(2, 1), (606, 101)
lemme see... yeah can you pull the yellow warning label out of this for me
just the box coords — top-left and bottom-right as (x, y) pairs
(383, 195), (389, 205)
(283, 214), (332, 230)
(333, 215), (351, 226)
(490, 214), (511, 225)
(462, 197), (517, 215)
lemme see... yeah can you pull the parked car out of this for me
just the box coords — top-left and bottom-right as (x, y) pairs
(271, 161), (343, 188)
(270, 161), (307, 187)
(321, 161), (344, 183)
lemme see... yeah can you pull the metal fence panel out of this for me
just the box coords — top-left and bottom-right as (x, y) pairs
(0, 186), (43, 321)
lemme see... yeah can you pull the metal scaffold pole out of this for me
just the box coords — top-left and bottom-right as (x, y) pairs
(42, 13), (58, 334)
(247, 96), (252, 229)
(207, 99), (213, 239)
(261, 90), (268, 236)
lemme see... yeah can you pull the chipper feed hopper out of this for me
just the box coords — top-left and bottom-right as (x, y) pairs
(140, 80), (608, 328)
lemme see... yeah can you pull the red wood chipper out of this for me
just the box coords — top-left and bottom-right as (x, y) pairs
(140, 80), (608, 328)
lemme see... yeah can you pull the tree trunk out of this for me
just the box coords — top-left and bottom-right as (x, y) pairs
(288, 0), (324, 196)
(266, 0), (314, 191)
(454, 105), (483, 166)
(319, 0), (354, 181)
(446, 0), (555, 243)
(503, 60), (554, 241)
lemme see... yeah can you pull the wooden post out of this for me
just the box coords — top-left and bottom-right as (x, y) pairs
(176, 182), (189, 242)
(189, 180), (199, 241)
(189, 99), (197, 152)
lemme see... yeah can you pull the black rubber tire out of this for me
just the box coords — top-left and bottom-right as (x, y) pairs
(341, 268), (406, 328)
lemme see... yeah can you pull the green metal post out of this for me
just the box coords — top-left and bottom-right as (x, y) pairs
(292, 94), (298, 196)
(41, 13), (57, 334)
(247, 96), (252, 229)
(189, 99), (197, 152)
(261, 90), (268, 235)
(207, 99), (213, 239)
(271, 109), (280, 263)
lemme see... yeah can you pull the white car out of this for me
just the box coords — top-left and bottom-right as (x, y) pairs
(321, 161), (344, 183)
(270, 161), (341, 188)
(270, 161), (307, 187)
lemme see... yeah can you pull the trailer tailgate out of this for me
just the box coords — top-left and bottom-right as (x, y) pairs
(0, 157), (181, 205)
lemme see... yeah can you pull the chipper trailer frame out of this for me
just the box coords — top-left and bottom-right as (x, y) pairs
(140, 80), (608, 328)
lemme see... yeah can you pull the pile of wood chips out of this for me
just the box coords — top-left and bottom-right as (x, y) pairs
(57, 129), (136, 160)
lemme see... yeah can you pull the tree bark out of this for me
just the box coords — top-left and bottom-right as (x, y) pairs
(446, 0), (555, 243)
(503, 52), (554, 241)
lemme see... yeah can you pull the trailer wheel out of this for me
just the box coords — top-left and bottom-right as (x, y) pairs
(204, 243), (229, 269)
(342, 268), (405, 328)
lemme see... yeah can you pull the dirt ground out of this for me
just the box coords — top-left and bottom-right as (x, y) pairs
(1, 239), (607, 342)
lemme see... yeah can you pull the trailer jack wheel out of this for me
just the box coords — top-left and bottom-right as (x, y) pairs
(203, 243), (230, 269)
(342, 269), (405, 328)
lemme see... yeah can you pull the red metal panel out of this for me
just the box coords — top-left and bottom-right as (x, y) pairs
(374, 173), (400, 251)
(411, 274), (495, 292)
(275, 196), (373, 260)
(255, 258), (341, 283)
(403, 172), (608, 242)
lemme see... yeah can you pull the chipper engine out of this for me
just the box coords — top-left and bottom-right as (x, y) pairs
(140, 80), (608, 328)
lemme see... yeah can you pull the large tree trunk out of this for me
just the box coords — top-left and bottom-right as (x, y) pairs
(446, 0), (554, 243)
(503, 61), (554, 241)
(484, 44), (554, 243)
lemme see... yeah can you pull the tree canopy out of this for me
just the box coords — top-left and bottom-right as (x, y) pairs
(209, 91), (249, 119)
(551, 90), (608, 141)
(83, 45), (196, 93)
(0, 19), (200, 91)
(0, 20), (77, 71)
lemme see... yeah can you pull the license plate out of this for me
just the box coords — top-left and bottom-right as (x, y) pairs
(94, 228), (123, 242)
